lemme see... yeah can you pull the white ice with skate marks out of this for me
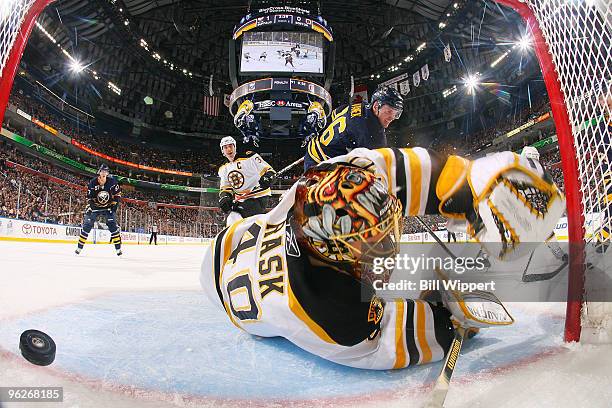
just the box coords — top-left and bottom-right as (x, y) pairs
(0, 241), (610, 408)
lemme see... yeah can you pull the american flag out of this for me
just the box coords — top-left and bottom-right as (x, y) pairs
(203, 95), (220, 116)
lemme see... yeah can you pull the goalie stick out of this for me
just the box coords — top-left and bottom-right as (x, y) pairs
(423, 326), (466, 408)
(414, 215), (467, 408)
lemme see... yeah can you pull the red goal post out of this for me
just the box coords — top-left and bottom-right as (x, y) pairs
(494, 0), (611, 342)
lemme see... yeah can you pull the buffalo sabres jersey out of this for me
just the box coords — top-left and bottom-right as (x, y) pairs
(201, 147), (456, 369)
(218, 151), (273, 202)
(87, 176), (121, 210)
(304, 102), (386, 171)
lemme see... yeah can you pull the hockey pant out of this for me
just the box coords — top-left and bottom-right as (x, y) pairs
(226, 197), (268, 227)
(149, 232), (158, 245)
(77, 210), (122, 251)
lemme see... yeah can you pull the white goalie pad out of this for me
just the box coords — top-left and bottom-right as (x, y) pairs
(468, 152), (566, 261)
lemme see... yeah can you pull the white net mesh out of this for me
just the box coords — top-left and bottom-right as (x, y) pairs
(0, 0), (37, 77)
(524, 0), (611, 341)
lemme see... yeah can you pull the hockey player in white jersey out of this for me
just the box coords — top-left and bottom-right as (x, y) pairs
(201, 147), (565, 369)
(218, 136), (276, 226)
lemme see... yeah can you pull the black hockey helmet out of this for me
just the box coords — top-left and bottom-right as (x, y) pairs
(371, 87), (404, 118)
(97, 164), (110, 175)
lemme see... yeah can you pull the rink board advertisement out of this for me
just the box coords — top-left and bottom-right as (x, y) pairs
(0, 214), (598, 245)
(0, 218), (211, 245)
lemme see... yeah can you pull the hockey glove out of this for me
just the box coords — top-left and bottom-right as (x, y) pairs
(259, 170), (276, 189)
(437, 153), (565, 261)
(219, 191), (234, 213)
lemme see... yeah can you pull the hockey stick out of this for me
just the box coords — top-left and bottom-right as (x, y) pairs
(415, 216), (459, 260)
(275, 156), (305, 177)
(234, 157), (305, 201)
(414, 215), (465, 408)
(521, 249), (568, 282)
(423, 325), (466, 408)
(414, 216), (475, 407)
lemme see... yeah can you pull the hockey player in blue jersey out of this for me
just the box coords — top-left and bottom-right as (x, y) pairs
(75, 164), (123, 256)
(304, 86), (403, 171)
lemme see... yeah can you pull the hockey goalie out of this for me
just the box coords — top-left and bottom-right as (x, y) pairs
(200, 147), (565, 369)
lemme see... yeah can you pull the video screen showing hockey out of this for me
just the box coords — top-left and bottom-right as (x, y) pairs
(1, 0), (612, 408)
(240, 31), (323, 74)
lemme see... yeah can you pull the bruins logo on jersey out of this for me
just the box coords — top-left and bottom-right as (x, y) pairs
(228, 170), (245, 189)
(97, 190), (110, 205)
(367, 296), (384, 324)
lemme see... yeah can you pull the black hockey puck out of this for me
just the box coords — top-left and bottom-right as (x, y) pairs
(19, 330), (56, 366)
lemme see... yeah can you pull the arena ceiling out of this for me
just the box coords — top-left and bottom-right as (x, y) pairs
(23, 0), (537, 136)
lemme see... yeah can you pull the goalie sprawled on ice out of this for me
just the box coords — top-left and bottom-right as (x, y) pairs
(200, 147), (565, 369)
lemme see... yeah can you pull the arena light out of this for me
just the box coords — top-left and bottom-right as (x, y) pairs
(70, 60), (85, 73)
(463, 73), (480, 95)
(443, 85), (458, 98)
(35, 22), (57, 44)
(108, 81), (122, 95)
(491, 51), (510, 67)
(516, 35), (532, 51)
(439, 22), (447, 29)
(417, 42), (426, 52)
(453, 2), (459, 8)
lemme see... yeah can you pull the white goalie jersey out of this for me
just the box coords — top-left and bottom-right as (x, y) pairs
(218, 151), (273, 201)
(201, 147), (563, 369)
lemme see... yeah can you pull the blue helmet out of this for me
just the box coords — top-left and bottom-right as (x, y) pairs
(371, 87), (404, 118)
(97, 164), (110, 175)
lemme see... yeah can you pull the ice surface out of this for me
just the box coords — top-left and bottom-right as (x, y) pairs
(0, 242), (611, 408)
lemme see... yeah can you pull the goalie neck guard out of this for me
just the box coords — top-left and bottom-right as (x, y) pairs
(292, 162), (403, 279)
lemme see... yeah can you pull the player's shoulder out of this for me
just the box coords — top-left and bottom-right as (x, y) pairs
(88, 177), (98, 187)
(240, 151), (264, 162)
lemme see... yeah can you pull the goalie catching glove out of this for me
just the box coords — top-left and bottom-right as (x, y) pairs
(437, 152), (565, 260)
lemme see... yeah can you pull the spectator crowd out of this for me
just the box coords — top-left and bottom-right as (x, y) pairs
(2, 81), (572, 238)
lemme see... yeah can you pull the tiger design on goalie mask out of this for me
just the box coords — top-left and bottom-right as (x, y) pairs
(293, 163), (402, 277)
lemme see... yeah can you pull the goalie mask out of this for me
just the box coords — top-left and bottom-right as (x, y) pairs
(293, 162), (403, 279)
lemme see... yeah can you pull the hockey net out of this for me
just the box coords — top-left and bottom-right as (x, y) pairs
(0, 0), (52, 124)
(496, 0), (612, 342)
